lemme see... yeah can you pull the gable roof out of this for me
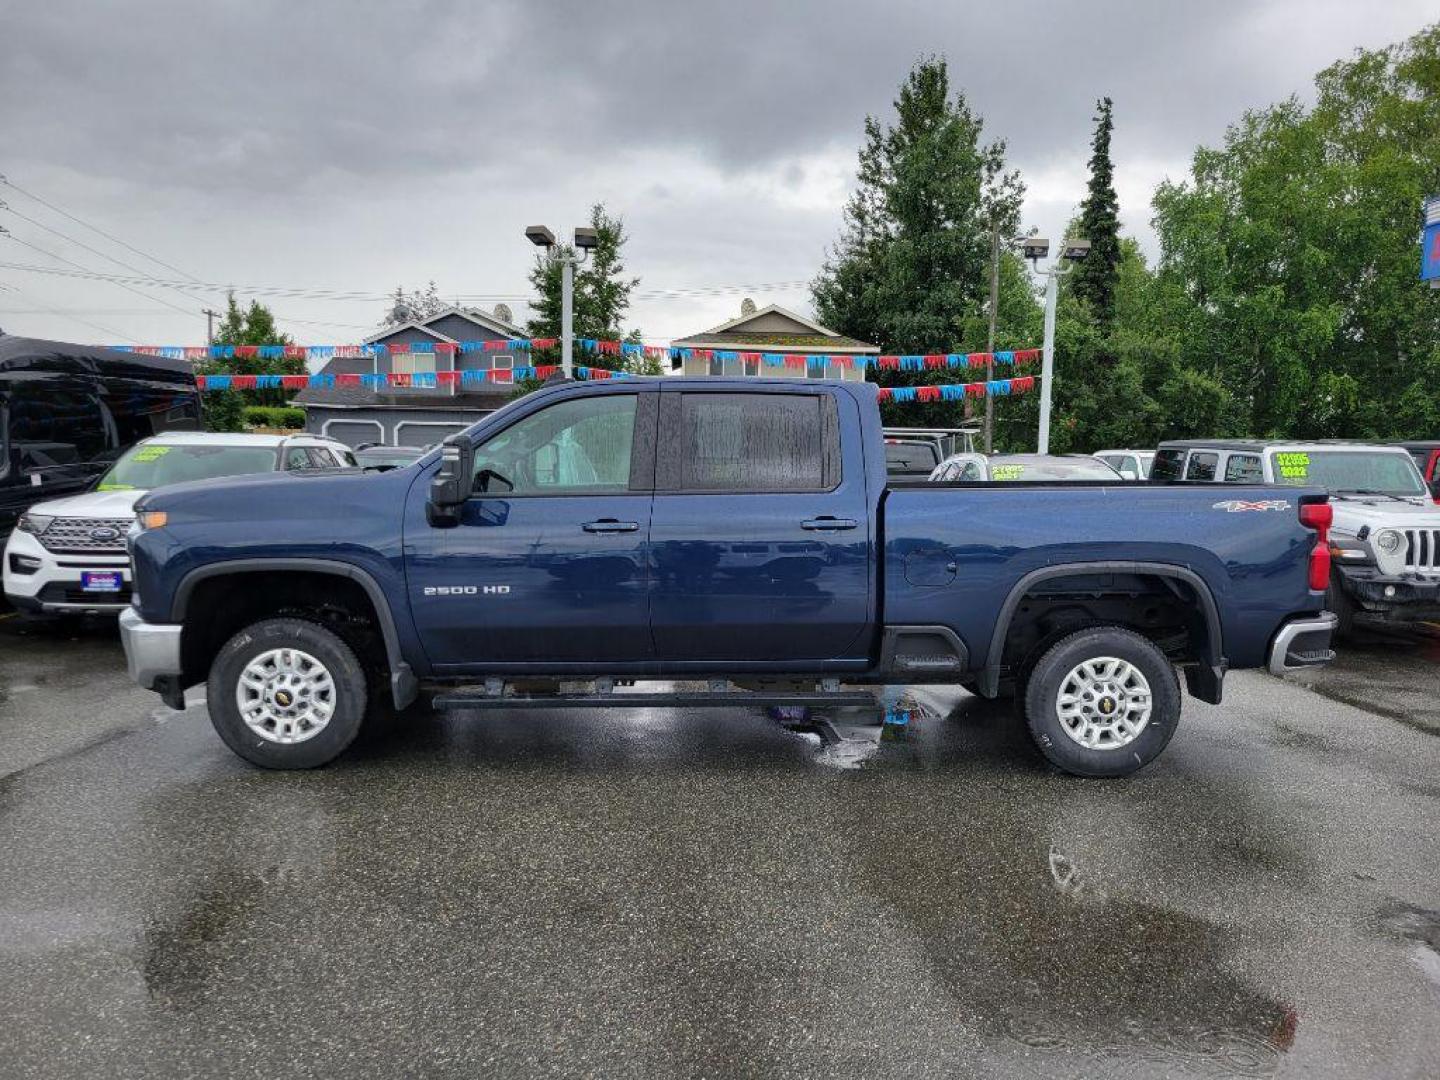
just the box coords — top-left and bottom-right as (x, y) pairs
(364, 305), (527, 345)
(699, 303), (835, 338)
(671, 303), (879, 353)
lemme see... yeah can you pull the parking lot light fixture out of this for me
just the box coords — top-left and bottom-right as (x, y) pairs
(523, 224), (589, 378)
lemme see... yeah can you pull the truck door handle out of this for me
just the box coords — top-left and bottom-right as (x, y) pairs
(801, 516), (859, 531)
(582, 519), (639, 533)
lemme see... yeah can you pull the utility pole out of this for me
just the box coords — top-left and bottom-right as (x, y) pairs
(203, 307), (220, 346)
(984, 223), (1000, 453)
(1025, 237), (1091, 455)
(560, 257), (574, 379)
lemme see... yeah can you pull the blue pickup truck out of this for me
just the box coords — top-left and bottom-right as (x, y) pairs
(119, 378), (1336, 777)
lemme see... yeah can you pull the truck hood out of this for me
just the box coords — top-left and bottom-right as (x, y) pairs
(1329, 496), (1440, 537)
(135, 466), (415, 524)
(24, 487), (147, 519)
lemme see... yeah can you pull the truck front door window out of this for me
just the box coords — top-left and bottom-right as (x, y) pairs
(472, 395), (637, 495)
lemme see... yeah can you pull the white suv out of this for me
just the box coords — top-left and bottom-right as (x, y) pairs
(4, 432), (356, 615)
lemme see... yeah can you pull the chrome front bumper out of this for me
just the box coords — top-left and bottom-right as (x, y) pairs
(118, 606), (184, 691)
(1267, 612), (1339, 677)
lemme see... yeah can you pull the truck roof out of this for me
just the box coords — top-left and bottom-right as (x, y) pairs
(137, 432), (342, 448)
(1158, 439), (1411, 453)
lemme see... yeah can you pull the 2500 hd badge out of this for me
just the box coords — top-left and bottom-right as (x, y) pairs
(423, 585), (511, 596)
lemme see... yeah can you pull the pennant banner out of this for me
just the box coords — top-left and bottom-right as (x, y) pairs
(118, 340), (1040, 371)
(875, 376), (1037, 403)
(194, 365), (640, 390)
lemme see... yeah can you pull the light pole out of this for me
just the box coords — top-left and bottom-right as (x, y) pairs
(1023, 236), (1090, 454)
(525, 225), (598, 378)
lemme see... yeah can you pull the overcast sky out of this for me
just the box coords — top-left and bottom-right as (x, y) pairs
(1, 0), (1435, 348)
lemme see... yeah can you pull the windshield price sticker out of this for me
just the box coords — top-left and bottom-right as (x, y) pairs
(991, 464), (1026, 481)
(131, 446), (172, 463)
(1274, 452), (1310, 481)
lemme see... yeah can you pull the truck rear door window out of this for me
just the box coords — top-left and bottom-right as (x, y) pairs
(669, 393), (836, 492)
(1185, 452), (1218, 481)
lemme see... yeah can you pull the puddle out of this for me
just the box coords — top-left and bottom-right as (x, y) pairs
(1377, 900), (1440, 991)
(858, 822), (1298, 1076)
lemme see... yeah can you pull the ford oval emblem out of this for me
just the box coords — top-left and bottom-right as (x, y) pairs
(89, 526), (120, 542)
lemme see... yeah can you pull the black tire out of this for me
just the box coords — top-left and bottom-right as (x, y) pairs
(206, 617), (368, 769)
(1022, 626), (1181, 778)
(1326, 577), (1356, 642)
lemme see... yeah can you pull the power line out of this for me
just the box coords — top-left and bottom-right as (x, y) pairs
(0, 283), (136, 342)
(0, 173), (201, 283)
(0, 230), (203, 318)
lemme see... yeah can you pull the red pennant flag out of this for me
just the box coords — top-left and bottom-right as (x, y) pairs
(877, 355), (900, 369)
(337, 373), (361, 386)
(535, 365), (558, 379)
(876, 387), (894, 402)
(436, 370), (460, 385)
(434, 342), (457, 354)
(388, 341), (410, 354)
(923, 354), (945, 368)
(1013, 349), (1040, 364)
(966, 383), (986, 398)
(390, 373), (412, 387)
(784, 355), (806, 368)
(530, 338), (557, 350)
(234, 346), (258, 359)
(916, 385), (942, 402)
(231, 374), (258, 389)
(281, 375), (308, 388)
(1012, 376), (1036, 392)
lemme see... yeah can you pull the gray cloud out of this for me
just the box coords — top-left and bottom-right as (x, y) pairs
(2, 0), (1435, 345)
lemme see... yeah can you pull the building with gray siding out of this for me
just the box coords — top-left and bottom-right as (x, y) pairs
(296, 306), (526, 447)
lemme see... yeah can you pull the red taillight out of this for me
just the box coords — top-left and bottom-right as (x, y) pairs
(1300, 501), (1332, 591)
(1299, 503), (1332, 533)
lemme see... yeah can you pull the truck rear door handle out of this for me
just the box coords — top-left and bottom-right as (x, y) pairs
(582, 519), (640, 533)
(801, 516), (859, 531)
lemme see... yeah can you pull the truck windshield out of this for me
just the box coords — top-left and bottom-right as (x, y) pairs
(97, 444), (278, 491)
(1269, 450), (1425, 497)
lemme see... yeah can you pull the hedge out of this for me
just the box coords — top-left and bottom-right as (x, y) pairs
(242, 405), (306, 430)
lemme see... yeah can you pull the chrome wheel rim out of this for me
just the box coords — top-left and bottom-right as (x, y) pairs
(1055, 656), (1152, 750)
(236, 647), (336, 744)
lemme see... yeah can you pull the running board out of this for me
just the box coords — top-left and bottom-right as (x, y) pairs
(431, 690), (879, 711)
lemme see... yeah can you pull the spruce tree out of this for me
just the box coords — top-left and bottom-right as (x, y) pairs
(1072, 97), (1122, 325)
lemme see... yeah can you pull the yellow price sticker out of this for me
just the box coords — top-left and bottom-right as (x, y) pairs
(130, 446), (172, 463)
(991, 464), (1026, 481)
(1274, 451), (1310, 482)
(97, 483), (136, 491)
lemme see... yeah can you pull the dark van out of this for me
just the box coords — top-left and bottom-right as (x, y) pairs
(0, 333), (202, 542)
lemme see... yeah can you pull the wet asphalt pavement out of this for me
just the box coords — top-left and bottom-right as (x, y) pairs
(2, 613), (1439, 1079)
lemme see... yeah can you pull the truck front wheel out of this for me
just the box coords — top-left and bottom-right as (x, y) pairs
(206, 617), (368, 769)
(1022, 627), (1180, 778)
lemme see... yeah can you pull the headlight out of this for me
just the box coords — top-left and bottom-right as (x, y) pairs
(135, 510), (169, 531)
(1373, 528), (1407, 575)
(16, 513), (54, 535)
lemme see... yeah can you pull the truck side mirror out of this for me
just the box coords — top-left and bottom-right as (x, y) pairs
(427, 434), (473, 526)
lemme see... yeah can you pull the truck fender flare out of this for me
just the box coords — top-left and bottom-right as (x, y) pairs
(173, 557), (418, 710)
(980, 560), (1225, 701)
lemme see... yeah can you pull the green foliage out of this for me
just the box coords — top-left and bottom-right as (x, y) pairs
(242, 405), (305, 430)
(1071, 98), (1122, 327)
(1149, 22), (1440, 441)
(198, 293), (303, 432)
(813, 56), (1035, 427)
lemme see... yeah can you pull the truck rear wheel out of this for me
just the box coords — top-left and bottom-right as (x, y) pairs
(1022, 627), (1180, 778)
(206, 617), (368, 769)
